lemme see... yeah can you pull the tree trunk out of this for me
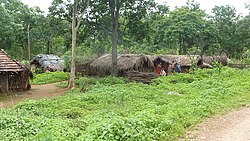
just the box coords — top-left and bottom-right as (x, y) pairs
(110, 0), (120, 76)
(68, 0), (90, 88)
(27, 22), (31, 61)
(68, 0), (78, 89)
(47, 39), (50, 54)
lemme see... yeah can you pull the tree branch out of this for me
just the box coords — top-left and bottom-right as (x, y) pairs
(76, 18), (81, 30)
(76, 0), (90, 31)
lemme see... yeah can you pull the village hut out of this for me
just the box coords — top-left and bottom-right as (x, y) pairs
(161, 55), (212, 73)
(0, 49), (31, 94)
(149, 56), (169, 69)
(89, 54), (155, 77)
(76, 60), (94, 76)
(30, 54), (64, 72)
(202, 55), (229, 66)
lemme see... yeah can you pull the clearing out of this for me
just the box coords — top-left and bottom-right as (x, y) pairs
(183, 106), (250, 141)
(0, 83), (67, 108)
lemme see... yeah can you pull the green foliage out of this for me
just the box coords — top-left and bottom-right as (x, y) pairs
(2, 67), (250, 140)
(75, 76), (128, 92)
(241, 49), (250, 63)
(212, 61), (223, 75)
(212, 5), (239, 58)
(32, 71), (69, 85)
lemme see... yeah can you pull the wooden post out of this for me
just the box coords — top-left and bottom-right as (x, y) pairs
(6, 74), (9, 93)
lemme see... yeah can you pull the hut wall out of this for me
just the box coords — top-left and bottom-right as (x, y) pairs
(9, 73), (23, 91)
(0, 74), (8, 93)
(0, 71), (30, 94)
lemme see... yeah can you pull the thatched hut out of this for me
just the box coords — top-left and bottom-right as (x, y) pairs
(30, 54), (64, 72)
(0, 49), (31, 94)
(202, 55), (229, 66)
(149, 56), (170, 70)
(89, 54), (155, 77)
(76, 60), (94, 76)
(160, 55), (202, 73)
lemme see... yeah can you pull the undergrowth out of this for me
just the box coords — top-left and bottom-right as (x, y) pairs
(31, 71), (69, 85)
(1, 67), (250, 140)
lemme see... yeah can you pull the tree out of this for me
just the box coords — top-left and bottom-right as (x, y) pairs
(212, 5), (239, 58)
(163, 3), (206, 54)
(194, 20), (219, 58)
(110, 0), (120, 76)
(0, 4), (18, 50)
(236, 14), (250, 58)
(68, 0), (90, 88)
(0, 0), (47, 59)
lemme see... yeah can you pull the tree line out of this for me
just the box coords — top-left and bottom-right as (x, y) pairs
(1, 0), (250, 62)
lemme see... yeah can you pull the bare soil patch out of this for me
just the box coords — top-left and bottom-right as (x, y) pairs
(182, 106), (250, 141)
(0, 83), (67, 108)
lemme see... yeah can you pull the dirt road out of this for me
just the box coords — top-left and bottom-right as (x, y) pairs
(183, 106), (250, 141)
(0, 83), (67, 108)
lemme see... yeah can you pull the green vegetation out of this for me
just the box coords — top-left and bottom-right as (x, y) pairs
(1, 0), (250, 62)
(31, 71), (69, 85)
(1, 67), (250, 140)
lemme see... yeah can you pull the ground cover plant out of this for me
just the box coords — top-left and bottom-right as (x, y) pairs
(1, 67), (250, 140)
(31, 71), (69, 85)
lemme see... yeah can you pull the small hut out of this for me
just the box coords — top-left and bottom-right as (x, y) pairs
(149, 56), (170, 70)
(0, 49), (31, 94)
(89, 54), (155, 77)
(160, 55), (200, 73)
(76, 60), (94, 76)
(202, 55), (229, 66)
(161, 55), (212, 73)
(30, 54), (64, 72)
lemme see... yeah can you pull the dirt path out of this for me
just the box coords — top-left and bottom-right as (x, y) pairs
(0, 83), (67, 108)
(183, 106), (250, 141)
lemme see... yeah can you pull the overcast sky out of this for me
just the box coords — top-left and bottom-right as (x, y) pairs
(21, 0), (249, 16)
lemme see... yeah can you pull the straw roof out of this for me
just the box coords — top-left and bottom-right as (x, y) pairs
(161, 55), (202, 66)
(0, 49), (24, 72)
(89, 54), (155, 76)
(203, 55), (229, 66)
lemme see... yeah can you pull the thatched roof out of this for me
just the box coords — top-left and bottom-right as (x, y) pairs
(30, 54), (64, 71)
(203, 55), (229, 66)
(0, 49), (24, 72)
(89, 54), (155, 76)
(161, 55), (202, 66)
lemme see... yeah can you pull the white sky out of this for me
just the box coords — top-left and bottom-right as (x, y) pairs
(21, 0), (250, 16)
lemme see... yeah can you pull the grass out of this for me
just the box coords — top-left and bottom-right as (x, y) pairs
(31, 71), (69, 85)
(1, 67), (250, 140)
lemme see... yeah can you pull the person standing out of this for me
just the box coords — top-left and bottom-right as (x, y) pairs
(171, 61), (175, 73)
(177, 63), (181, 73)
(155, 63), (162, 75)
(168, 63), (172, 76)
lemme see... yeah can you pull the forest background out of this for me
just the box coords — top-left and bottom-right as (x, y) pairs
(1, 0), (250, 68)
